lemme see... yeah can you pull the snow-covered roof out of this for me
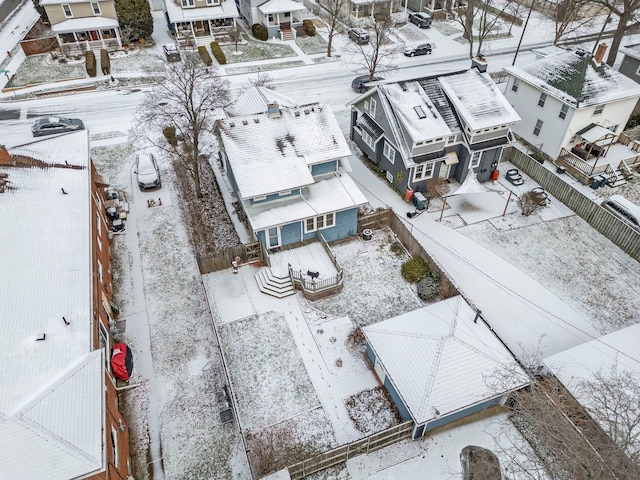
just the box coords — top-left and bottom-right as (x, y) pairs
(364, 296), (529, 425)
(620, 43), (640, 62)
(224, 86), (297, 117)
(218, 103), (351, 198)
(50, 16), (119, 32)
(258, 0), (306, 14)
(577, 123), (615, 143)
(381, 81), (453, 143)
(439, 69), (521, 131)
(244, 172), (367, 230)
(531, 45), (567, 60)
(164, 0), (239, 23)
(504, 49), (640, 108)
(0, 132), (105, 479)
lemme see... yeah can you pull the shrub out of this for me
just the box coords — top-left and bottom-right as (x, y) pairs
(85, 50), (96, 77)
(416, 272), (440, 302)
(197, 46), (212, 66)
(401, 256), (430, 283)
(303, 19), (316, 36)
(100, 49), (110, 75)
(163, 126), (177, 147)
(210, 41), (226, 65)
(252, 23), (268, 41)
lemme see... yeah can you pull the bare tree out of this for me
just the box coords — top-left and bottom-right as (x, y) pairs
(351, 15), (397, 81)
(248, 72), (274, 89)
(134, 56), (230, 197)
(455, 0), (521, 58)
(318, 0), (350, 57)
(228, 25), (242, 53)
(590, 0), (640, 65)
(579, 365), (640, 466)
(552, 0), (598, 44)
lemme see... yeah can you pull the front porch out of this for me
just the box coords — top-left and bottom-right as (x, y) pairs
(258, 0), (307, 40)
(52, 19), (122, 54)
(350, 0), (404, 20)
(164, 0), (239, 46)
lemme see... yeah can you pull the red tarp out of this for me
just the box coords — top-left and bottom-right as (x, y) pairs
(111, 343), (133, 381)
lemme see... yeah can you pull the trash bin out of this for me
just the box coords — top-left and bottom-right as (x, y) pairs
(598, 174), (610, 188)
(590, 175), (605, 189)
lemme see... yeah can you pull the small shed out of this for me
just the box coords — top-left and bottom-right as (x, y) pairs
(363, 296), (529, 439)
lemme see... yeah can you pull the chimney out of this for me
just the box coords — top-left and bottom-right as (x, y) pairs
(594, 43), (607, 64)
(0, 145), (10, 165)
(471, 55), (488, 73)
(267, 101), (280, 118)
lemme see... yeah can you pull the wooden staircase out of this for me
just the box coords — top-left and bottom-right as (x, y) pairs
(281, 28), (294, 41)
(255, 268), (295, 298)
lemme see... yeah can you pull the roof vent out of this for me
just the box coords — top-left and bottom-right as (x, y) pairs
(399, 81), (407, 91)
(304, 109), (310, 115)
(229, 122), (235, 127)
(242, 120), (248, 125)
(294, 111), (300, 117)
(267, 101), (280, 118)
(254, 118), (260, 123)
(36, 333), (46, 341)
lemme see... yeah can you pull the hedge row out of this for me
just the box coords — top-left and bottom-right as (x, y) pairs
(210, 42), (226, 65)
(100, 49), (110, 75)
(85, 50), (96, 77)
(302, 19), (316, 36)
(252, 23), (268, 41)
(198, 46), (212, 66)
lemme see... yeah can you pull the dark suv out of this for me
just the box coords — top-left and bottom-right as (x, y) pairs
(404, 43), (433, 57)
(408, 12), (432, 28)
(347, 28), (369, 45)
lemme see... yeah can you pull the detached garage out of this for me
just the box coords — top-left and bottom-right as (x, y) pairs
(363, 296), (529, 439)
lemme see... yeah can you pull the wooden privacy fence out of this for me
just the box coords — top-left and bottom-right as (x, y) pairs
(196, 241), (264, 274)
(357, 209), (394, 232)
(504, 147), (640, 261)
(287, 421), (413, 479)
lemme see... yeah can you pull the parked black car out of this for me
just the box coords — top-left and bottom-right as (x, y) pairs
(347, 28), (369, 45)
(351, 75), (384, 93)
(408, 12), (432, 28)
(31, 117), (85, 137)
(162, 43), (181, 62)
(134, 152), (162, 190)
(404, 43), (433, 57)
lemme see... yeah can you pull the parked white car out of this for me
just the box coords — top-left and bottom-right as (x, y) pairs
(601, 195), (640, 231)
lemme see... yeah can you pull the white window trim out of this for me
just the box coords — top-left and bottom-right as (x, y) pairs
(385, 171), (393, 183)
(593, 104), (604, 116)
(361, 130), (375, 149)
(253, 195), (267, 201)
(414, 163), (434, 181)
(368, 98), (377, 117)
(533, 119), (543, 136)
(111, 426), (119, 467)
(304, 213), (335, 233)
(636, 64), (640, 76)
(470, 151), (482, 168)
(62, 4), (73, 17)
(91, 2), (101, 15)
(538, 93), (547, 108)
(383, 141), (395, 163)
(511, 78), (519, 92)
(559, 104), (568, 120)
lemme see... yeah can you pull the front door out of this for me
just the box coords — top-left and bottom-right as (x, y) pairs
(280, 21), (291, 30)
(267, 227), (280, 249)
(439, 162), (450, 180)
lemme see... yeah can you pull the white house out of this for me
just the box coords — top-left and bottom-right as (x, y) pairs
(503, 45), (640, 161)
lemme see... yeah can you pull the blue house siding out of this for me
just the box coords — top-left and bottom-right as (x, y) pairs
(280, 222), (302, 246)
(302, 208), (358, 243)
(384, 376), (412, 422)
(250, 189), (299, 205)
(311, 161), (338, 176)
(422, 396), (502, 435)
(225, 158), (240, 194)
(256, 229), (266, 245)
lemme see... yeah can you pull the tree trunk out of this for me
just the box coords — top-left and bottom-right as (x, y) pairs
(327, 32), (333, 57)
(606, 10), (630, 66)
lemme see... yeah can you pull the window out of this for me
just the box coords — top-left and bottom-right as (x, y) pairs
(446, 135), (456, 145)
(383, 141), (395, 163)
(181, 0), (194, 6)
(367, 98), (377, 116)
(305, 213), (335, 233)
(636, 64), (640, 76)
(470, 151), (482, 168)
(91, 2), (101, 14)
(511, 78), (519, 92)
(414, 162), (434, 181)
(99, 322), (109, 369)
(206, 0), (221, 4)
(62, 4), (72, 17)
(98, 261), (103, 283)
(96, 213), (102, 236)
(111, 427), (119, 467)
(361, 130), (375, 149)
(268, 14), (274, 21)
(559, 104), (569, 120)
(97, 238), (102, 252)
(538, 93), (547, 108)
(533, 119), (543, 136)
(252, 195), (266, 201)
(593, 104), (604, 116)
(385, 171), (393, 183)
(278, 190), (291, 196)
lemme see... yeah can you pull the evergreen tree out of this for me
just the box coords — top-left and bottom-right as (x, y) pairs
(115, 0), (153, 42)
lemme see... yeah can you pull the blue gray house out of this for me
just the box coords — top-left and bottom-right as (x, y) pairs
(348, 67), (520, 196)
(363, 296), (529, 439)
(216, 100), (367, 250)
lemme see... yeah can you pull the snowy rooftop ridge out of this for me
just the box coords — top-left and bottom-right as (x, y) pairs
(224, 86), (298, 117)
(363, 296), (529, 425)
(217, 103), (351, 198)
(0, 132), (104, 479)
(504, 48), (640, 107)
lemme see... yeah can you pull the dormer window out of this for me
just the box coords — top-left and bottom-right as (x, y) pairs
(182, 0), (194, 7)
(206, 0), (221, 4)
(62, 4), (72, 17)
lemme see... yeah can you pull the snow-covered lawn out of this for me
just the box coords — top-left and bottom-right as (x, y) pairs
(110, 47), (165, 74)
(219, 34), (296, 64)
(295, 35), (328, 55)
(6, 54), (86, 87)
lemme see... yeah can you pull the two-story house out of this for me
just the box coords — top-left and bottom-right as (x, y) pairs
(503, 45), (640, 161)
(618, 43), (640, 115)
(40, 0), (122, 53)
(164, 0), (239, 46)
(348, 66), (520, 197)
(0, 133), (131, 479)
(215, 100), (367, 250)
